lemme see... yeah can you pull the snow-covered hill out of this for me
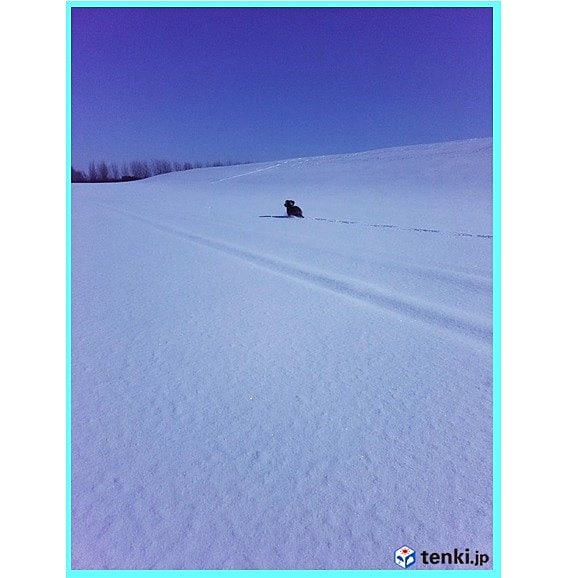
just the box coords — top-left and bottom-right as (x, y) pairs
(71, 138), (494, 569)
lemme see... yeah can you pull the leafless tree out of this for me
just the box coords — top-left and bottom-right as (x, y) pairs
(97, 161), (110, 182)
(129, 160), (151, 179)
(110, 163), (120, 181)
(88, 161), (98, 182)
(152, 159), (173, 175)
(71, 167), (87, 182)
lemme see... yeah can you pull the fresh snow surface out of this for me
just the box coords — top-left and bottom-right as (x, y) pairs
(72, 138), (493, 569)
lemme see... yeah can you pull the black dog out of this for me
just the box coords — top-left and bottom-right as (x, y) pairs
(284, 199), (304, 218)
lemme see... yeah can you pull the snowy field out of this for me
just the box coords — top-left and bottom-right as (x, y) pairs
(71, 138), (494, 569)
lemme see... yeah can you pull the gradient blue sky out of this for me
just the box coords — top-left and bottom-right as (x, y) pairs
(71, 6), (493, 170)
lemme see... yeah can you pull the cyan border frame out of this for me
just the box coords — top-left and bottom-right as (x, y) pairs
(66, 3), (73, 574)
(65, 2), (501, 576)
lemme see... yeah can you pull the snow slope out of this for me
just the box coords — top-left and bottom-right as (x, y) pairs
(71, 138), (494, 569)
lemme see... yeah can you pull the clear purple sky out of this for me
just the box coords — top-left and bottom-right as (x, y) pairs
(71, 6), (493, 170)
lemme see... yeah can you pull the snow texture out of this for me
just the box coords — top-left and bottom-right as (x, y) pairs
(71, 138), (493, 569)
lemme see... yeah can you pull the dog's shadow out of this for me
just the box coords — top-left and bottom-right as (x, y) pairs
(259, 215), (293, 219)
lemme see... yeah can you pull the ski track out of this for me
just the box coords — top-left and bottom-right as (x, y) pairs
(98, 203), (492, 349)
(211, 161), (289, 182)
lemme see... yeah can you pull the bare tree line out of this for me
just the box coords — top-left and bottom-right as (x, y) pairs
(71, 158), (251, 183)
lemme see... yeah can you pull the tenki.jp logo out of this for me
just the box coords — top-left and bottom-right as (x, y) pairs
(393, 545), (490, 568)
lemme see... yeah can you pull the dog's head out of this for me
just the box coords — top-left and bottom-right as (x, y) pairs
(284, 200), (295, 208)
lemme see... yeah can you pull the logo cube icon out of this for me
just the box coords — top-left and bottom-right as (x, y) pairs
(394, 546), (416, 569)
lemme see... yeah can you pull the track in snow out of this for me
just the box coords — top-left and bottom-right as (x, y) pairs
(99, 203), (492, 349)
(260, 215), (492, 238)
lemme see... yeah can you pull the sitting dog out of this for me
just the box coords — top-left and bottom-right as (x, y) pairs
(284, 199), (304, 218)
